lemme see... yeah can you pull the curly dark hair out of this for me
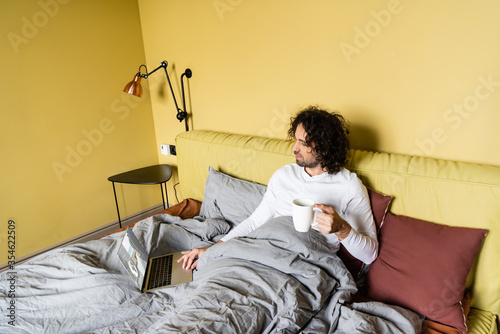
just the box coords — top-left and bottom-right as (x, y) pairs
(287, 106), (350, 174)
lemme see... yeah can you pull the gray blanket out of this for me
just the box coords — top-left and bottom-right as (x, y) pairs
(0, 215), (423, 333)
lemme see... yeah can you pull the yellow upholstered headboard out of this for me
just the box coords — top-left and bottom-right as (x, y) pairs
(176, 130), (500, 317)
(176, 130), (295, 201)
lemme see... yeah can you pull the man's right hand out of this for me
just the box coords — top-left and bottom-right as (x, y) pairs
(177, 247), (209, 270)
(178, 240), (223, 270)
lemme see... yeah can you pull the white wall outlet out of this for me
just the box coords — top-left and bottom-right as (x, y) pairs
(160, 144), (176, 156)
(161, 144), (171, 156)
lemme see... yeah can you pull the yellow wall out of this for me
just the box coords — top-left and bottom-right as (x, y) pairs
(0, 0), (161, 263)
(2, 0), (499, 263)
(138, 0), (500, 186)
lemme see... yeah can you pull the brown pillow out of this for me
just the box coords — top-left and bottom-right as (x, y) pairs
(365, 212), (487, 333)
(337, 188), (392, 278)
(157, 198), (202, 219)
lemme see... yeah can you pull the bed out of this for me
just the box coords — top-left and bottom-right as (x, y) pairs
(1, 130), (498, 334)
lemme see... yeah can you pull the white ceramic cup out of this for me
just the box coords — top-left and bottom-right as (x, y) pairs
(292, 198), (322, 232)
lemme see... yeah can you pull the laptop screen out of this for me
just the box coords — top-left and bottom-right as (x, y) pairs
(117, 228), (149, 289)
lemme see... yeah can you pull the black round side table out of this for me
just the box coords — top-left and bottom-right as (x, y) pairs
(108, 164), (172, 227)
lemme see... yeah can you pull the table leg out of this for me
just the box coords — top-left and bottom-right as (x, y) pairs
(160, 183), (166, 209)
(165, 182), (169, 208)
(111, 182), (122, 228)
(160, 182), (170, 209)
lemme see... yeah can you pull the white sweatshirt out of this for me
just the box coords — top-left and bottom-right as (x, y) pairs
(220, 164), (378, 264)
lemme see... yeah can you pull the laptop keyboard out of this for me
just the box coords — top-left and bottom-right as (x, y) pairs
(148, 254), (173, 290)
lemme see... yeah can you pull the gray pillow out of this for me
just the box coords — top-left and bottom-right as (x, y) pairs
(199, 167), (267, 226)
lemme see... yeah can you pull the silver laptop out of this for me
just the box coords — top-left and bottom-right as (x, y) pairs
(117, 227), (193, 292)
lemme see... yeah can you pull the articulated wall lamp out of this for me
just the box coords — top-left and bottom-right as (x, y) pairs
(123, 61), (192, 131)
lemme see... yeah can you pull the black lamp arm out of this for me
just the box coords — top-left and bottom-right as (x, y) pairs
(139, 61), (165, 78)
(139, 60), (191, 131)
(179, 69), (192, 131)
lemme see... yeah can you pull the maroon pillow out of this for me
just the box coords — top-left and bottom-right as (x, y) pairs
(365, 212), (488, 333)
(337, 188), (392, 278)
(367, 187), (392, 231)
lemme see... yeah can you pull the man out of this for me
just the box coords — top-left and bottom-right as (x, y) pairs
(179, 106), (378, 269)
